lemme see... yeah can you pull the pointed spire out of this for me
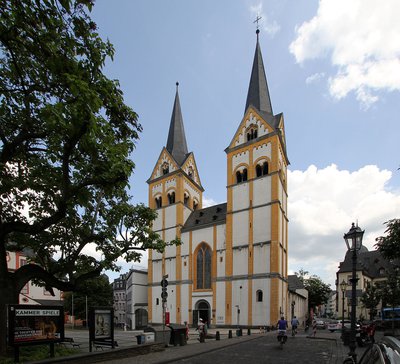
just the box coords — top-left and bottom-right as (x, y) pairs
(166, 82), (189, 166)
(245, 29), (273, 115)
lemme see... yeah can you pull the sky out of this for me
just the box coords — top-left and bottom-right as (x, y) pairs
(90, 0), (400, 288)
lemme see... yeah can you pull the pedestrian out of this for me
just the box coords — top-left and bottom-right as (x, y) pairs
(312, 319), (317, 337)
(196, 318), (205, 342)
(291, 316), (299, 335)
(367, 322), (375, 343)
(184, 321), (189, 341)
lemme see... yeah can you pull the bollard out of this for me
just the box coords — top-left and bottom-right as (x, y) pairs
(216, 331), (220, 340)
(247, 328), (251, 335)
(228, 330), (232, 339)
(200, 333), (205, 343)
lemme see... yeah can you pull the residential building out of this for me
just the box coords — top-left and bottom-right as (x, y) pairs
(113, 273), (127, 327)
(7, 250), (62, 306)
(336, 245), (393, 320)
(125, 269), (148, 329)
(288, 275), (308, 326)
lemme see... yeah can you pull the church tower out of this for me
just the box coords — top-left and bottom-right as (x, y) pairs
(147, 31), (289, 328)
(224, 29), (289, 325)
(147, 83), (203, 324)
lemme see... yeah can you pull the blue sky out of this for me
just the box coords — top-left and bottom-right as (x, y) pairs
(91, 0), (400, 287)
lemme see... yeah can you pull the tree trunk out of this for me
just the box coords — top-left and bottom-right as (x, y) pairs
(0, 275), (18, 356)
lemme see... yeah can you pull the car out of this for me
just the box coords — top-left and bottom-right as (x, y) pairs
(357, 335), (400, 364)
(328, 320), (341, 332)
(316, 320), (326, 329)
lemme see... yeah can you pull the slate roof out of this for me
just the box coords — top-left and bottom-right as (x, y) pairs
(288, 275), (305, 292)
(181, 203), (227, 232)
(166, 83), (189, 166)
(245, 30), (273, 116)
(337, 246), (395, 278)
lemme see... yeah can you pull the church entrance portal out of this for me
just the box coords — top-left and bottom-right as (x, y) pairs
(193, 300), (210, 327)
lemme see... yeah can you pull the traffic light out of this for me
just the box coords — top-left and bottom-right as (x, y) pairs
(161, 277), (168, 303)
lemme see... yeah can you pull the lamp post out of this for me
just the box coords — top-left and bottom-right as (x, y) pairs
(343, 222), (364, 363)
(340, 279), (347, 338)
(291, 301), (296, 320)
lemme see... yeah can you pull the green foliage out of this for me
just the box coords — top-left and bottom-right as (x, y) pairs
(361, 282), (381, 320)
(295, 269), (331, 310)
(377, 272), (400, 309)
(0, 0), (179, 292)
(375, 219), (400, 262)
(63, 274), (113, 320)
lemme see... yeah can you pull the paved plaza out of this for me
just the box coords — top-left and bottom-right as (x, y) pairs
(48, 327), (372, 364)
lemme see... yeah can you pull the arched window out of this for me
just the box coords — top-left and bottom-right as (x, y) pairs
(168, 191), (175, 204)
(246, 125), (258, 142)
(184, 193), (189, 207)
(256, 164), (262, 177)
(256, 290), (263, 302)
(188, 167), (194, 179)
(262, 162), (268, 175)
(155, 196), (162, 208)
(196, 244), (212, 289)
(162, 162), (169, 175)
(193, 200), (198, 211)
(236, 171), (242, 183)
(242, 168), (248, 182)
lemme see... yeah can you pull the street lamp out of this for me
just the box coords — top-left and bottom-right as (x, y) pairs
(340, 279), (347, 338)
(343, 222), (364, 363)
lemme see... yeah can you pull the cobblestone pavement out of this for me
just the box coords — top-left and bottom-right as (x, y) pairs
(89, 328), (371, 364)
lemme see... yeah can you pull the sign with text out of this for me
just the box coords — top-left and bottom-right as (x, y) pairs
(8, 305), (64, 346)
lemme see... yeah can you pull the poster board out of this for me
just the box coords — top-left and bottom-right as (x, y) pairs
(88, 306), (114, 351)
(8, 305), (64, 346)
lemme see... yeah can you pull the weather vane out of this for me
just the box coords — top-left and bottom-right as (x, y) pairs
(253, 14), (262, 30)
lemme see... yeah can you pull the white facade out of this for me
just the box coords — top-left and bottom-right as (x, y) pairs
(6, 250), (63, 305)
(125, 269), (148, 329)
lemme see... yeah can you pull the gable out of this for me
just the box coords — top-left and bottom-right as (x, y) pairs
(181, 152), (202, 187)
(148, 147), (179, 182)
(227, 107), (276, 150)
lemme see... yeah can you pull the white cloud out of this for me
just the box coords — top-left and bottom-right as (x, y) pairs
(306, 72), (325, 85)
(203, 196), (218, 208)
(289, 0), (400, 108)
(288, 164), (400, 287)
(250, 3), (280, 37)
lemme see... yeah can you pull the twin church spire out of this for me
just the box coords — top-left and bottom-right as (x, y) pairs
(245, 29), (273, 115)
(166, 82), (188, 166)
(164, 31), (273, 165)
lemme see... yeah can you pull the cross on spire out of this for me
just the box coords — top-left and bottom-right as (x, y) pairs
(253, 15), (262, 30)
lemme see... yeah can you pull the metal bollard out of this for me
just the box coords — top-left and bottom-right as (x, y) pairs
(228, 330), (232, 339)
(247, 328), (251, 335)
(216, 331), (220, 340)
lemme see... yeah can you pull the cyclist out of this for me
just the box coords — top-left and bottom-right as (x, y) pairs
(291, 316), (299, 336)
(277, 316), (288, 347)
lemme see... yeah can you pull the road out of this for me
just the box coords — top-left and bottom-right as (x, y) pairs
(174, 334), (336, 364)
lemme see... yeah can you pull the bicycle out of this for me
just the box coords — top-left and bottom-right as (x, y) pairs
(277, 330), (287, 349)
(291, 325), (298, 337)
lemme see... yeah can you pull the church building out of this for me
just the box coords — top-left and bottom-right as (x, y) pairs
(147, 30), (289, 327)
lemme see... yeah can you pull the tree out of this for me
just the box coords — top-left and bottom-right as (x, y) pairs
(0, 0), (177, 355)
(375, 219), (400, 262)
(360, 282), (380, 321)
(295, 269), (331, 315)
(375, 219), (400, 331)
(63, 274), (113, 321)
